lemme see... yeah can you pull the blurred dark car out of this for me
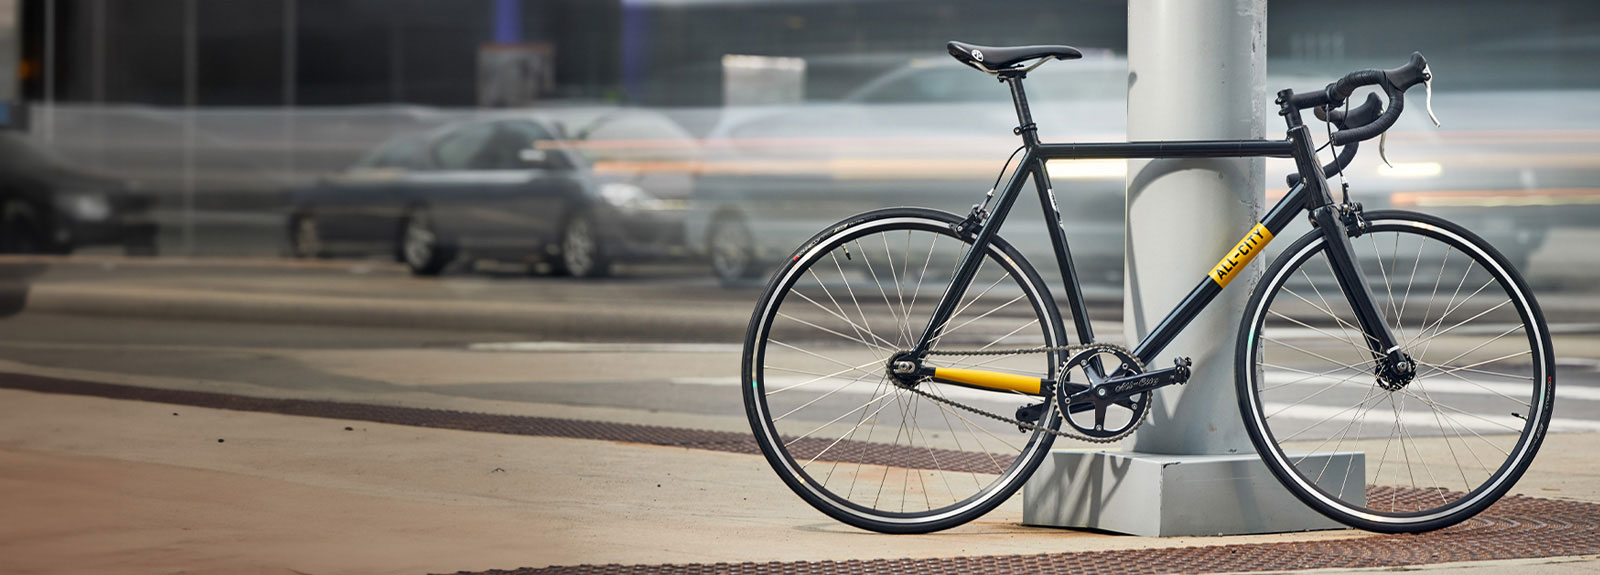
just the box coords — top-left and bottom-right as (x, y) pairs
(0, 131), (155, 254)
(688, 57), (1570, 287)
(287, 109), (696, 276)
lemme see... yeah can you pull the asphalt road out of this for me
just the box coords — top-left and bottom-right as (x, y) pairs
(2, 254), (1598, 442)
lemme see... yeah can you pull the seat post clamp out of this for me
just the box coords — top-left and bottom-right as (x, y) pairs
(1013, 123), (1037, 136)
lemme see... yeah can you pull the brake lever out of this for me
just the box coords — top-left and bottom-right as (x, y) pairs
(1379, 132), (1393, 168)
(1379, 64), (1439, 169)
(1423, 64), (1440, 127)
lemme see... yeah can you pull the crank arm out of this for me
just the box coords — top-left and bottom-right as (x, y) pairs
(1068, 359), (1192, 406)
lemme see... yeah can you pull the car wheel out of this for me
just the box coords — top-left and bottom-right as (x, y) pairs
(0, 200), (49, 254)
(709, 215), (759, 286)
(290, 213), (325, 259)
(559, 211), (610, 278)
(400, 208), (453, 276)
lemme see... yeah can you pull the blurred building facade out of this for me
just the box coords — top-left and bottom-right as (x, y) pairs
(19, 0), (1600, 109)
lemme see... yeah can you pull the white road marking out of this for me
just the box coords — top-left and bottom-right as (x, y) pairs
(1263, 371), (1600, 402)
(672, 375), (1033, 405)
(1263, 402), (1600, 434)
(1268, 323), (1600, 340)
(468, 342), (743, 353)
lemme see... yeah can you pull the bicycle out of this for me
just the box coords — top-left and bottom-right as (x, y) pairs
(741, 41), (1554, 535)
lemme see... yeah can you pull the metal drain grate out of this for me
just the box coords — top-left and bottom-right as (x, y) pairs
(455, 494), (1600, 575)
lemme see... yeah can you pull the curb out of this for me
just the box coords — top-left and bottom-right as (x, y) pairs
(16, 283), (750, 342)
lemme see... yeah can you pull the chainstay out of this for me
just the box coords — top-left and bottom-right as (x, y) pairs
(905, 343), (1140, 443)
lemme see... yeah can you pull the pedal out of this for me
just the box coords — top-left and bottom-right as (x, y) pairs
(1015, 401), (1047, 432)
(1172, 357), (1192, 384)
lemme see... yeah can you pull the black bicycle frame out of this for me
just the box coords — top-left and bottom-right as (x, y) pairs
(910, 74), (1403, 377)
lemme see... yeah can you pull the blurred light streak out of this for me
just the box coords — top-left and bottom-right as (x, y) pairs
(1047, 160), (1127, 180)
(592, 158), (1132, 181)
(1376, 161), (1442, 179)
(1390, 188), (1600, 208)
(1389, 129), (1600, 144)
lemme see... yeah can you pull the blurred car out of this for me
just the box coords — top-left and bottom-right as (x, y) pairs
(688, 56), (1574, 287)
(287, 108), (697, 276)
(689, 57), (1132, 287)
(0, 131), (155, 255)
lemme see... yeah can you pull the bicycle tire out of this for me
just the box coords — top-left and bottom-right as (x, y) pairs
(743, 207), (1069, 533)
(1237, 210), (1554, 533)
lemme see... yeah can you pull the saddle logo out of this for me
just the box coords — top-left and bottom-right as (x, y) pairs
(971, 49), (984, 62)
(1208, 223), (1275, 288)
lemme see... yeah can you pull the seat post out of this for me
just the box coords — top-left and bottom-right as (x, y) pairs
(1002, 73), (1040, 146)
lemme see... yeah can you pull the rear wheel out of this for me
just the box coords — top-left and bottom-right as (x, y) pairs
(290, 213), (324, 259)
(401, 209), (453, 276)
(1238, 210), (1554, 533)
(744, 207), (1069, 533)
(1, 200), (49, 254)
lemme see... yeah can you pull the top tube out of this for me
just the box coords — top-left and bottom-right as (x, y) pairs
(1034, 140), (1295, 160)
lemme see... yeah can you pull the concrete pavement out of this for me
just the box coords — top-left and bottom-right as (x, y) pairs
(2, 383), (1597, 575)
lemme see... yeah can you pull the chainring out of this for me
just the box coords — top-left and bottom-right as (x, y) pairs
(1056, 346), (1151, 442)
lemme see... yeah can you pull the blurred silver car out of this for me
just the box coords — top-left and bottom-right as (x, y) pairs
(688, 57), (1582, 286)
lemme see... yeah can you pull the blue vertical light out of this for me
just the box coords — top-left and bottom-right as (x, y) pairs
(621, 0), (648, 103)
(493, 0), (522, 44)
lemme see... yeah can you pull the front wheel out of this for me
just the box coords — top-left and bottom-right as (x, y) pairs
(709, 214), (759, 286)
(558, 211), (611, 278)
(1238, 210), (1554, 533)
(744, 207), (1071, 533)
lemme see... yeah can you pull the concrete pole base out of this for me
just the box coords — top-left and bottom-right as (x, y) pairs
(1022, 450), (1364, 537)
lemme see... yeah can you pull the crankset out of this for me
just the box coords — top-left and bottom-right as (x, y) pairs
(890, 342), (1191, 443)
(1057, 348), (1191, 441)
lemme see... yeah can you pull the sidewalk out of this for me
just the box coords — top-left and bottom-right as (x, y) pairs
(2, 383), (1598, 575)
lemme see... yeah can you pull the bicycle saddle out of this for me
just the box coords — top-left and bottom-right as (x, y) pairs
(947, 41), (1083, 72)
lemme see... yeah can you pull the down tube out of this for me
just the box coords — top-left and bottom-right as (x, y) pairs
(911, 149), (1037, 355)
(1129, 182), (1311, 364)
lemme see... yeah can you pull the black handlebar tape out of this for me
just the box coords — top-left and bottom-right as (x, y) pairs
(1288, 89), (1334, 110)
(1315, 92), (1383, 124)
(1331, 89), (1404, 146)
(1333, 69), (1385, 100)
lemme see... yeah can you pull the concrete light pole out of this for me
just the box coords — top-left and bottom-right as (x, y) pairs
(1023, 0), (1359, 536)
(1122, 0), (1264, 458)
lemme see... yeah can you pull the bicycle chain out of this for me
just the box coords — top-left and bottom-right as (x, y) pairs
(897, 343), (1146, 443)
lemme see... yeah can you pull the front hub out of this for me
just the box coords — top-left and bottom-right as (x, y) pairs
(1376, 350), (1417, 391)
